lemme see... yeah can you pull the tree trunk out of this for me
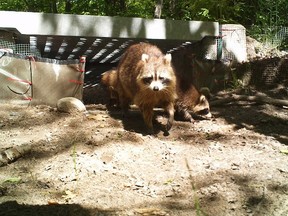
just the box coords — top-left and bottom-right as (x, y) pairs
(119, 0), (126, 12)
(23, 0), (36, 12)
(51, 0), (58, 13)
(65, 0), (72, 13)
(154, 0), (163, 18)
(169, 0), (176, 16)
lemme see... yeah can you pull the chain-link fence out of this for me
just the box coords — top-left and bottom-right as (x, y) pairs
(247, 25), (288, 51)
(275, 26), (288, 50)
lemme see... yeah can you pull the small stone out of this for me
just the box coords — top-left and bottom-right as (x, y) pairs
(135, 181), (144, 187)
(246, 209), (253, 213)
(231, 162), (240, 170)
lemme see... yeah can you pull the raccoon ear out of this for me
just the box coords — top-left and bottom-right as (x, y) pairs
(200, 87), (211, 99)
(164, 53), (172, 64)
(141, 54), (149, 62)
(200, 95), (207, 103)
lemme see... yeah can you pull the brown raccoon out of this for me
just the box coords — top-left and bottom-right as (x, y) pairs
(170, 48), (213, 122)
(101, 68), (119, 107)
(116, 42), (177, 133)
(172, 56), (212, 122)
(175, 81), (211, 122)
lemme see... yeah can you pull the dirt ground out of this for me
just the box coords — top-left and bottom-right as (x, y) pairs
(0, 83), (288, 216)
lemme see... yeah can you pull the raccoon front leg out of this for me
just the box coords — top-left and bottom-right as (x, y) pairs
(182, 109), (194, 122)
(165, 102), (175, 131)
(140, 105), (154, 133)
(176, 106), (194, 123)
(119, 96), (130, 117)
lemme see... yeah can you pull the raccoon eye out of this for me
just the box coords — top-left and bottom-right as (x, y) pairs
(198, 108), (210, 115)
(142, 76), (153, 84)
(159, 76), (170, 84)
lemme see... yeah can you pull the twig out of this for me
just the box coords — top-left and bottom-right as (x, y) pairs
(0, 144), (31, 167)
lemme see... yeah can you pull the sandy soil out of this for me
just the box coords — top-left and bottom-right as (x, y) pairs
(0, 87), (287, 216)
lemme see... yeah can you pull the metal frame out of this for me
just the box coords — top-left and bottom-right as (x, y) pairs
(0, 11), (219, 64)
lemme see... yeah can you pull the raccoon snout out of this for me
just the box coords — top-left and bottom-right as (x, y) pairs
(153, 86), (159, 91)
(198, 108), (212, 118)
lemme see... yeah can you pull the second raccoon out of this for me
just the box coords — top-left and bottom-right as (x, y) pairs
(172, 57), (212, 122)
(175, 83), (211, 122)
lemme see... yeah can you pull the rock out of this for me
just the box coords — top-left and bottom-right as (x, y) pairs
(57, 97), (86, 113)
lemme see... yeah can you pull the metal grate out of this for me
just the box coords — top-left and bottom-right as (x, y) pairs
(15, 44), (41, 57)
(275, 26), (288, 50)
(236, 57), (288, 87)
(0, 39), (41, 57)
(248, 25), (288, 51)
(0, 40), (15, 53)
(221, 26), (247, 62)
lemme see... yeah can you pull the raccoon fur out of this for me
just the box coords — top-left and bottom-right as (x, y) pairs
(171, 49), (212, 122)
(116, 42), (177, 133)
(175, 82), (211, 122)
(101, 68), (119, 107)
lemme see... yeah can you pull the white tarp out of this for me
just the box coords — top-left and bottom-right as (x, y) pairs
(0, 52), (85, 106)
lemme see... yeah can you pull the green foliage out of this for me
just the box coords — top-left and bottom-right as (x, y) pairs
(125, 0), (155, 18)
(0, 0), (288, 36)
(1, 0), (287, 50)
(0, 0), (26, 11)
(246, 0), (288, 50)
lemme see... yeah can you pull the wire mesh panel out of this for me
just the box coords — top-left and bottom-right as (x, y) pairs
(221, 24), (247, 63)
(0, 40), (16, 53)
(235, 57), (288, 88)
(275, 26), (288, 50)
(0, 39), (41, 57)
(15, 44), (41, 57)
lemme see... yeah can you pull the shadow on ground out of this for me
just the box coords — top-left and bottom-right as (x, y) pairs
(0, 201), (116, 216)
(212, 104), (288, 145)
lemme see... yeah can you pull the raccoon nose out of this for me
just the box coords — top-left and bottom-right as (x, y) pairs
(153, 86), (159, 91)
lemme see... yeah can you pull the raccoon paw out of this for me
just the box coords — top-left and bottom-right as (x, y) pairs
(121, 109), (130, 118)
(189, 117), (195, 123)
(166, 121), (173, 131)
(182, 112), (195, 123)
(146, 127), (155, 135)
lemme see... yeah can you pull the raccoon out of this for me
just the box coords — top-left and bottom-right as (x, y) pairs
(100, 68), (119, 107)
(175, 81), (212, 122)
(171, 48), (212, 122)
(116, 42), (177, 133)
